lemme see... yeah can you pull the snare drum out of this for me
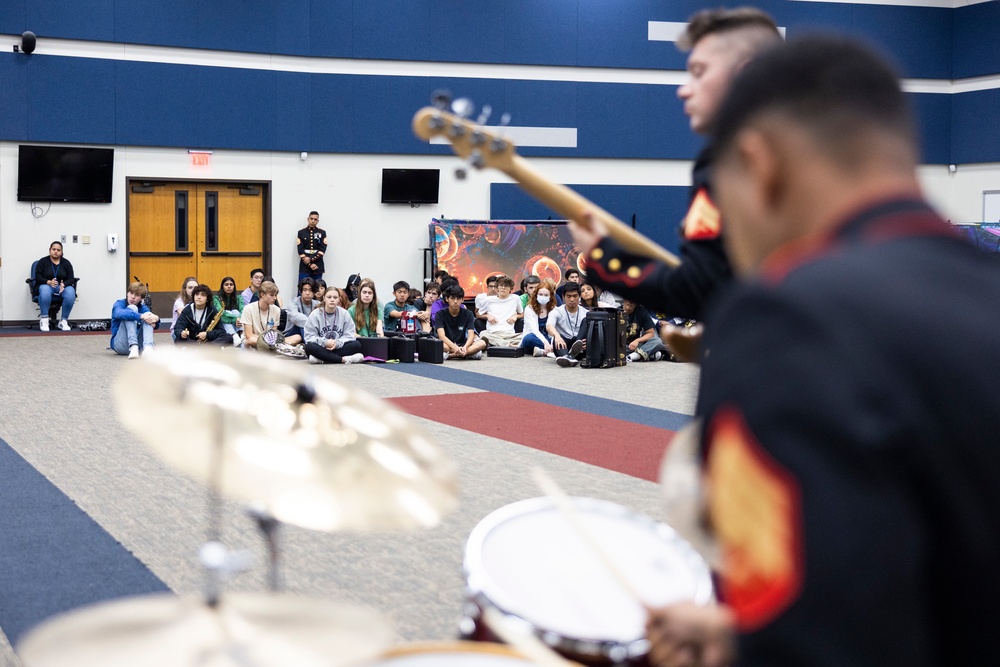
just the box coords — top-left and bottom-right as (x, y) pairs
(461, 497), (714, 666)
(362, 641), (580, 666)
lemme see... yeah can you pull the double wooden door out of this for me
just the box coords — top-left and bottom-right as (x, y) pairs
(128, 181), (266, 302)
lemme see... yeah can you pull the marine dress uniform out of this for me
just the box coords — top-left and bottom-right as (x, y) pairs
(297, 224), (328, 281)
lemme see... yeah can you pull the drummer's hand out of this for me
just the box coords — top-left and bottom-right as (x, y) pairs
(568, 209), (608, 253)
(646, 602), (736, 667)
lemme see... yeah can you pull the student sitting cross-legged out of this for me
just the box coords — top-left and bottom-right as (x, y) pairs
(479, 275), (524, 348)
(110, 281), (160, 359)
(520, 278), (558, 358)
(435, 286), (486, 360)
(547, 282), (589, 366)
(304, 287), (365, 365)
(623, 299), (666, 362)
(173, 284), (234, 347)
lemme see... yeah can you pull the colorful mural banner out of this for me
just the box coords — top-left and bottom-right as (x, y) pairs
(430, 219), (584, 294)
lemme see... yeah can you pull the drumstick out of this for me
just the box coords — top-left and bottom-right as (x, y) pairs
(481, 607), (575, 667)
(531, 468), (652, 611)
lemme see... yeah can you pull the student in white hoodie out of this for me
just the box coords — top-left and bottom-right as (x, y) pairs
(304, 287), (364, 365)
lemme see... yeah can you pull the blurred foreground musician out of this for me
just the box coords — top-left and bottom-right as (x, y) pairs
(575, 8), (781, 322)
(646, 37), (1000, 667)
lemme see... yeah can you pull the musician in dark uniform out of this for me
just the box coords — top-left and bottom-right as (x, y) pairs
(645, 37), (1000, 667)
(571, 8), (781, 322)
(296, 210), (327, 281)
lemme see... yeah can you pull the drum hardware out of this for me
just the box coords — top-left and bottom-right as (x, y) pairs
(482, 606), (576, 667)
(246, 504), (282, 592)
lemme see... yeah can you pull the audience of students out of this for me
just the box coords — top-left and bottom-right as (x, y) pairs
(173, 284), (233, 346)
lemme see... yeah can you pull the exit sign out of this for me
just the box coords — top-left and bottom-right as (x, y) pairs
(191, 152), (211, 167)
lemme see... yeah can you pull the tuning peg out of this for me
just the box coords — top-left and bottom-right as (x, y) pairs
(491, 112), (512, 152)
(476, 105), (492, 125)
(431, 89), (453, 110)
(469, 150), (486, 169)
(451, 97), (474, 118)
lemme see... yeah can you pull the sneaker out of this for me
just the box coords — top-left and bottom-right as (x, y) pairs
(308, 355), (323, 364)
(557, 356), (579, 368)
(39, 318), (50, 332)
(470, 350), (484, 360)
(57, 319), (71, 331)
(532, 347), (545, 357)
(443, 352), (449, 360)
(342, 352), (365, 365)
(232, 333), (243, 348)
(568, 340), (585, 358)
(128, 345), (140, 359)
(653, 351), (663, 361)
(545, 351), (556, 358)
(627, 352), (642, 363)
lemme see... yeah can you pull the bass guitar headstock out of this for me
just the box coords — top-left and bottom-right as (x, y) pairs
(412, 104), (517, 176)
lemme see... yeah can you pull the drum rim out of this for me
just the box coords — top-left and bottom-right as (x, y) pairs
(463, 497), (714, 657)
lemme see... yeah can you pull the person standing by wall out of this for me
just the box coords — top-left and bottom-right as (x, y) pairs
(297, 210), (327, 282)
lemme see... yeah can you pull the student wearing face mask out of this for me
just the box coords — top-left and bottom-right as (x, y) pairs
(520, 279), (558, 358)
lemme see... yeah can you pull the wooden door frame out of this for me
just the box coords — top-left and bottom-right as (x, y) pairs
(125, 178), (272, 290)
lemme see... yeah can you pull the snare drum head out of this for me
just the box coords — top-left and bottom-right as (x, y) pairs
(364, 641), (547, 665)
(465, 497), (713, 645)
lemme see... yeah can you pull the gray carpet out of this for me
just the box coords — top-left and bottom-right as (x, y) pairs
(0, 331), (700, 664)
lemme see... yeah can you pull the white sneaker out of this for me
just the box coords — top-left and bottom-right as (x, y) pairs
(128, 345), (140, 359)
(308, 355), (323, 364)
(532, 347), (545, 357)
(470, 350), (484, 360)
(342, 352), (365, 365)
(39, 318), (50, 332)
(57, 319), (71, 331)
(545, 351), (556, 358)
(443, 352), (449, 360)
(232, 333), (243, 348)
(628, 351), (642, 363)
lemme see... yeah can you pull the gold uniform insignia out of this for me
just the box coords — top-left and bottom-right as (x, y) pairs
(706, 408), (803, 631)
(683, 188), (722, 240)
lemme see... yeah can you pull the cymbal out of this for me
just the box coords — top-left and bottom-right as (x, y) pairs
(113, 347), (458, 532)
(17, 592), (394, 667)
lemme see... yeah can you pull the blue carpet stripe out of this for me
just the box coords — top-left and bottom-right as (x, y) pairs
(377, 363), (691, 431)
(0, 437), (170, 645)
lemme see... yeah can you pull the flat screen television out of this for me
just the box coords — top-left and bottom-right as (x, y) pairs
(381, 168), (439, 204)
(17, 145), (115, 203)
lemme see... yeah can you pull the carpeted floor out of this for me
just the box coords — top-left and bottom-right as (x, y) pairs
(0, 332), (700, 666)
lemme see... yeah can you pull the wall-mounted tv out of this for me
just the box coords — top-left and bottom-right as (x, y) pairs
(381, 168), (439, 205)
(17, 145), (115, 203)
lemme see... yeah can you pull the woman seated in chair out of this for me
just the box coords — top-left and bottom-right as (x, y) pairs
(173, 284), (233, 346)
(34, 241), (77, 332)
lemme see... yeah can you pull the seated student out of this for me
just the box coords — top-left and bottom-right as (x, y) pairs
(412, 281), (440, 321)
(284, 277), (319, 346)
(241, 268), (264, 305)
(347, 278), (385, 337)
(171, 276), (198, 337)
(434, 269), (450, 284)
(173, 284), (234, 346)
(34, 240), (78, 332)
(343, 273), (362, 309)
(519, 276), (541, 309)
(479, 275), (524, 348)
(111, 281), (160, 359)
(314, 279), (327, 303)
(554, 267), (582, 301)
(547, 282), (589, 366)
(431, 276), (464, 324)
(435, 286), (486, 360)
(580, 280), (616, 309)
(304, 287), (365, 364)
(383, 280), (426, 333)
(622, 299), (666, 362)
(215, 276), (246, 348)
(261, 276), (284, 308)
(521, 279), (557, 357)
(240, 280), (282, 351)
(474, 275), (500, 328)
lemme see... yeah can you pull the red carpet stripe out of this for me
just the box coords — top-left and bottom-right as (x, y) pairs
(389, 392), (674, 481)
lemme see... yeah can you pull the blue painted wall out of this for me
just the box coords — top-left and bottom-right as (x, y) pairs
(491, 183), (688, 257)
(0, 1), (959, 79)
(953, 2), (1000, 79)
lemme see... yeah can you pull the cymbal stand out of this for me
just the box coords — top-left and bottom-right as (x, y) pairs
(247, 505), (282, 592)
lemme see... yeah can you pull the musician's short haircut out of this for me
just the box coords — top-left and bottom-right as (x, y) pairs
(677, 7), (781, 52)
(259, 281), (279, 296)
(192, 284), (212, 300)
(710, 36), (916, 169)
(127, 281), (148, 298)
(309, 210), (319, 216)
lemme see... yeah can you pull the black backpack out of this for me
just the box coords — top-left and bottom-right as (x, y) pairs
(579, 308), (626, 368)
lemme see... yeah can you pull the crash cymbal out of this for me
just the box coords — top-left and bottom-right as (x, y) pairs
(18, 592), (394, 667)
(113, 347), (458, 532)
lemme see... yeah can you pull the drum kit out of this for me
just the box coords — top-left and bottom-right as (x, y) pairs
(14, 348), (716, 667)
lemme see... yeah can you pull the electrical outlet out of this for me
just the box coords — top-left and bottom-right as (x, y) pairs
(60, 235), (67, 243)
(72, 235), (78, 243)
